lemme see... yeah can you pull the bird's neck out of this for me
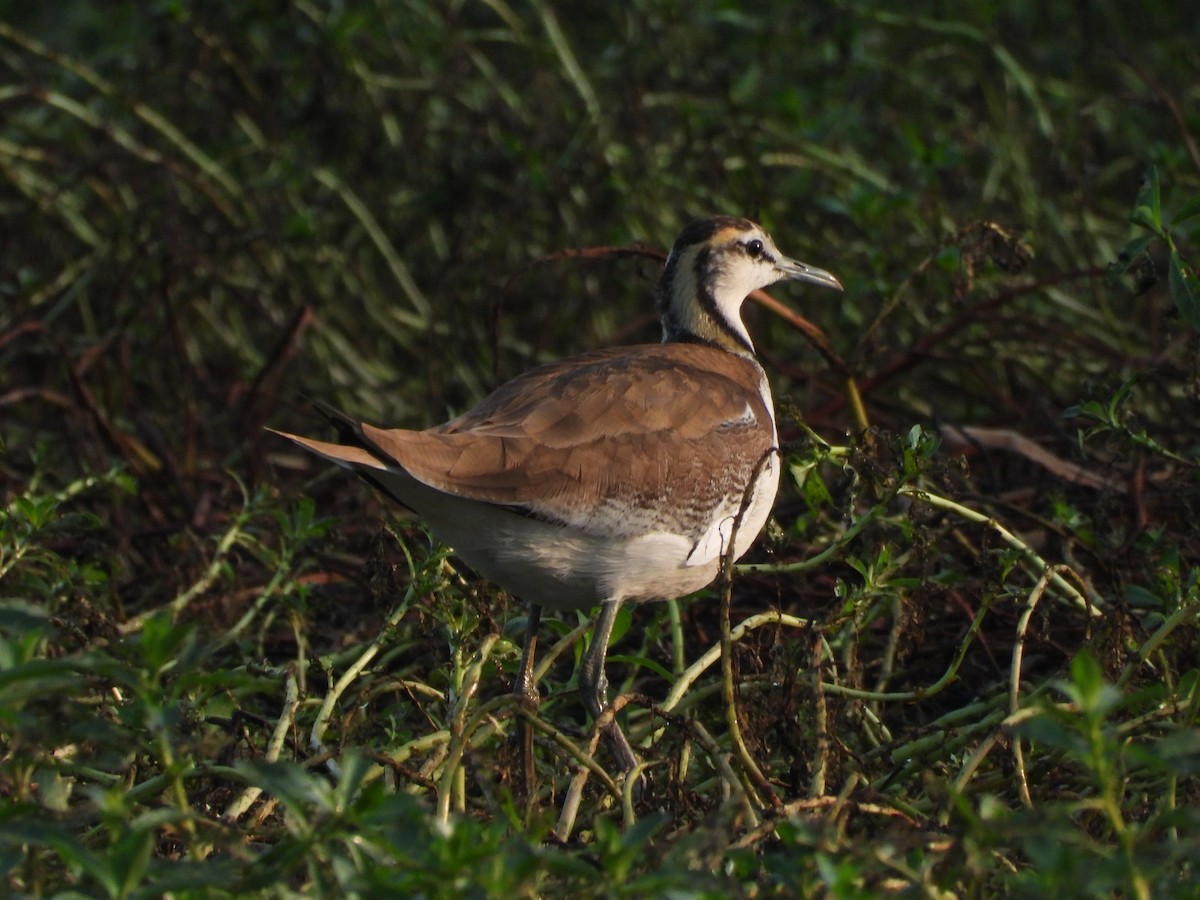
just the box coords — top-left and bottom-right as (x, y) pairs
(656, 247), (757, 358)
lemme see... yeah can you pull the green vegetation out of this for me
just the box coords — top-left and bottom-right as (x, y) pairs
(2, 2), (1198, 896)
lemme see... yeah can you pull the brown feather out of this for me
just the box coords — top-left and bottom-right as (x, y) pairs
(355, 343), (773, 533)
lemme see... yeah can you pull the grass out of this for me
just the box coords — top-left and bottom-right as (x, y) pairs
(1, 1), (1199, 896)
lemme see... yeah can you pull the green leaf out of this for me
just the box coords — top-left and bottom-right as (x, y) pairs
(606, 653), (674, 681)
(1124, 584), (1165, 609)
(1070, 649), (1103, 696)
(1108, 232), (1155, 277)
(1178, 668), (1200, 712)
(0, 817), (112, 892)
(236, 759), (332, 813)
(1107, 376), (1138, 420)
(1013, 710), (1087, 756)
(0, 656), (79, 693)
(791, 461), (832, 511)
(110, 826), (155, 898)
(992, 46), (1053, 138)
(1130, 206), (1161, 233)
(1168, 251), (1200, 331)
(0, 600), (51, 635)
(331, 750), (371, 811)
(136, 612), (196, 676)
(1133, 165), (1162, 228)
(1171, 194), (1200, 227)
(9, 495), (58, 530)
(1137, 730), (1200, 775)
(1060, 650), (1122, 718)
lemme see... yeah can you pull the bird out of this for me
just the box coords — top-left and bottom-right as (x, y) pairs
(270, 215), (842, 779)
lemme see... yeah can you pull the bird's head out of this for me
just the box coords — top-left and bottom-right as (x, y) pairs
(656, 216), (842, 356)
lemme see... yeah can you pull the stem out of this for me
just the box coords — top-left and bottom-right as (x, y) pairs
(310, 584), (416, 753)
(900, 486), (1098, 616)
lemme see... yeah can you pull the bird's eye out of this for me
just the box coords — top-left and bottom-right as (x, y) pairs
(746, 239), (764, 258)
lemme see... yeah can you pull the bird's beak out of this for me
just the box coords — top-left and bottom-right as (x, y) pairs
(777, 257), (843, 292)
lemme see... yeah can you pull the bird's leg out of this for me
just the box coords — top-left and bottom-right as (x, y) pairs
(578, 599), (639, 774)
(516, 602), (542, 798)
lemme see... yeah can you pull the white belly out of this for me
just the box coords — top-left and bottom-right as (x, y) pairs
(375, 458), (778, 611)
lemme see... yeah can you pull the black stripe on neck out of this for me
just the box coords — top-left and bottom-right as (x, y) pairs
(692, 248), (756, 356)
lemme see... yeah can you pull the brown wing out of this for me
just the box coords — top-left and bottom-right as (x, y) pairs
(359, 343), (774, 527)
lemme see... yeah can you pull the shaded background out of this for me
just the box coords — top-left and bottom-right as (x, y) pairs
(3, 0), (1195, 623)
(1, 1), (1198, 895)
